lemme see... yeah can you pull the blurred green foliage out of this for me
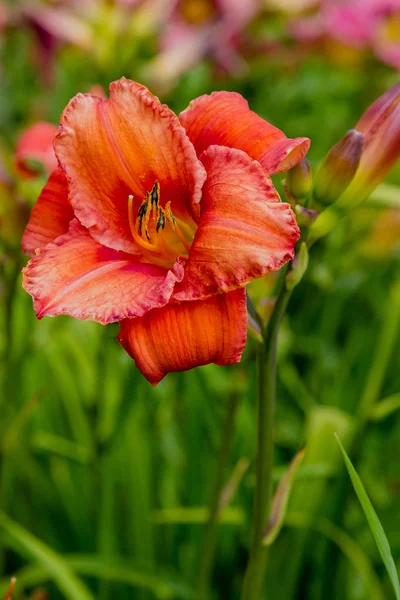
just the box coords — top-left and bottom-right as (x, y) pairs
(0, 2), (399, 599)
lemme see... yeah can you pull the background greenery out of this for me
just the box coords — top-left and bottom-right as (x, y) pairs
(0, 2), (399, 598)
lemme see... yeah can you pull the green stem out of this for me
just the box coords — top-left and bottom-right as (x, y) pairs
(196, 393), (240, 599)
(355, 278), (400, 429)
(241, 281), (293, 600)
(315, 277), (400, 600)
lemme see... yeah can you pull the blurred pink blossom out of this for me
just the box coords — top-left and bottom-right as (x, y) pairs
(291, 0), (400, 70)
(146, 0), (260, 89)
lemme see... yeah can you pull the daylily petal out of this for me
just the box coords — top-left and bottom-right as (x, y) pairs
(15, 122), (58, 178)
(55, 78), (206, 254)
(117, 288), (247, 385)
(174, 146), (300, 301)
(22, 167), (74, 256)
(22, 220), (183, 325)
(179, 91), (310, 174)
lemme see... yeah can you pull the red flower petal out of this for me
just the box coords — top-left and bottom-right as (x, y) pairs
(22, 220), (184, 325)
(15, 122), (58, 179)
(22, 167), (74, 256)
(179, 91), (310, 175)
(55, 78), (206, 254)
(118, 288), (247, 385)
(174, 146), (300, 301)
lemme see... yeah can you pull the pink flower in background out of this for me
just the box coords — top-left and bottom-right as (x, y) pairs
(4, 0), (145, 83)
(14, 86), (105, 180)
(291, 0), (400, 70)
(14, 122), (58, 179)
(146, 0), (260, 89)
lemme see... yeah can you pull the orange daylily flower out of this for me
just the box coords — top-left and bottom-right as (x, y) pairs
(22, 78), (308, 384)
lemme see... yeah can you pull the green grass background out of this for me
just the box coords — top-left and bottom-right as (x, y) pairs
(0, 5), (399, 599)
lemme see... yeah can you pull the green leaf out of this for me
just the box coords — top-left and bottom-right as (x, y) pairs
(263, 448), (304, 546)
(219, 458), (250, 511)
(286, 513), (385, 600)
(0, 556), (193, 600)
(369, 393), (400, 422)
(335, 434), (400, 600)
(152, 506), (245, 525)
(0, 511), (95, 600)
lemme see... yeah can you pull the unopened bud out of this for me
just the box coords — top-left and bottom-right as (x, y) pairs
(295, 204), (318, 228)
(286, 242), (309, 291)
(286, 158), (312, 201)
(314, 129), (363, 206)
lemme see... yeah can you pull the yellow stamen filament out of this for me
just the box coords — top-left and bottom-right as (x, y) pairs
(128, 182), (195, 264)
(175, 221), (192, 253)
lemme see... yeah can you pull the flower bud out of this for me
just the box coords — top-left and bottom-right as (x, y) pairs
(295, 204), (318, 228)
(286, 158), (312, 201)
(338, 82), (400, 209)
(313, 129), (363, 206)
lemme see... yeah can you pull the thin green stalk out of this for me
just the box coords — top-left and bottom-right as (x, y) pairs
(196, 393), (240, 599)
(241, 281), (293, 600)
(316, 277), (400, 600)
(355, 278), (400, 428)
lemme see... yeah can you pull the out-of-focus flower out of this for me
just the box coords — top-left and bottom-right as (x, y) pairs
(14, 87), (105, 180)
(14, 122), (58, 179)
(29, 589), (48, 600)
(265, 0), (318, 13)
(4, 1), (147, 83)
(22, 78), (308, 384)
(358, 207), (400, 258)
(290, 0), (400, 70)
(145, 0), (260, 89)
(355, 206), (400, 263)
(7, 0), (93, 83)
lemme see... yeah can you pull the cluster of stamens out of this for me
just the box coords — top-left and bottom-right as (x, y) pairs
(128, 181), (193, 264)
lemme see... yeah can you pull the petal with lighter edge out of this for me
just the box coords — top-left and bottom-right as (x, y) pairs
(55, 78), (206, 254)
(22, 220), (184, 325)
(179, 92), (310, 174)
(22, 167), (74, 256)
(118, 288), (247, 385)
(174, 146), (300, 301)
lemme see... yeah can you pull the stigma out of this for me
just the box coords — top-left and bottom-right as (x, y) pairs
(128, 181), (193, 264)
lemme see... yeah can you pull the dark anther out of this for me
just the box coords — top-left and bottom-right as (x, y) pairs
(156, 207), (166, 232)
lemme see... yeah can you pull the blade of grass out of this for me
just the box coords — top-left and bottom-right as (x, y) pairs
(0, 511), (95, 600)
(369, 393), (400, 422)
(152, 506), (245, 525)
(335, 434), (400, 600)
(0, 556), (194, 600)
(286, 512), (385, 600)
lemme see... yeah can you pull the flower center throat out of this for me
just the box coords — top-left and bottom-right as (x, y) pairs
(128, 181), (195, 266)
